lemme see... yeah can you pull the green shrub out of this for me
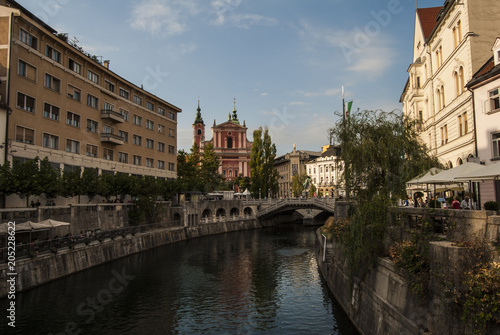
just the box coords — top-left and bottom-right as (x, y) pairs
(483, 201), (499, 211)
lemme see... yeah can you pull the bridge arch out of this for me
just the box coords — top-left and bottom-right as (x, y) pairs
(202, 209), (212, 219)
(244, 207), (253, 216)
(216, 208), (226, 218)
(230, 208), (239, 216)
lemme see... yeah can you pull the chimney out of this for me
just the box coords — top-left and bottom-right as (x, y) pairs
(103, 60), (110, 69)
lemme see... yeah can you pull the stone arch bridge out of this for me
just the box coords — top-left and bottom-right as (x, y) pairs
(178, 198), (335, 226)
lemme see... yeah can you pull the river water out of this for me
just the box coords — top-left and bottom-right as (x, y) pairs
(1, 224), (359, 335)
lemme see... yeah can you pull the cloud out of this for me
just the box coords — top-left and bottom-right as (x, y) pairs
(210, 0), (277, 28)
(299, 88), (340, 97)
(131, 0), (200, 36)
(289, 101), (306, 106)
(297, 20), (396, 79)
(261, 92), (269, 96)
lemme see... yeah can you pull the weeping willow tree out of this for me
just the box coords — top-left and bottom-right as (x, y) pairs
(329, 109), (442, 277)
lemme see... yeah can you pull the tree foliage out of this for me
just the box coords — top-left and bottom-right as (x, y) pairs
(176, 144), (225, 192)
(291, 173), (308, 197)
(329, 109), (442, 277)
(249, 127), (279, 198)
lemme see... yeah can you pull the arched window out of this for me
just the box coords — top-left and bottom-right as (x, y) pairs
(227, 137), (233, 148)
(197, 129), (202, 135)
(459, 67), (465, 93)
(454, 72), (460, 96)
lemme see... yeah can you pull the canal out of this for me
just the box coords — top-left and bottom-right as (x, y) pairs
(1, 224), (359, 335)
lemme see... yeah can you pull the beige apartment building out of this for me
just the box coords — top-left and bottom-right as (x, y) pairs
(401, 0), (500, 168)
(0, 1), (181, 195)
(274, 144), (321, 198)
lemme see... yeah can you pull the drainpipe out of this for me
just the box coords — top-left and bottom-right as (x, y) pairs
(468, 86), (481, 209)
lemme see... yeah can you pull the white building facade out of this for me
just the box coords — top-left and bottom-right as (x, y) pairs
(305, 146), (344, 198)
(401, 0), (500, 168)
(466, 38), (500, 205)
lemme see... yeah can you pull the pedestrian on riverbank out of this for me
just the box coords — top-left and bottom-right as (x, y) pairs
(452, 196), (460, 209)
(461, 196), (470, 210)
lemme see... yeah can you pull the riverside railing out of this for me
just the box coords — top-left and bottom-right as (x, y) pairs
(0, 224), (149, 263)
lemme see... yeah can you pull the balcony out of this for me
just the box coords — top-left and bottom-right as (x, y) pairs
(101, 109), (125, 123)
(100, 133), (124, 145)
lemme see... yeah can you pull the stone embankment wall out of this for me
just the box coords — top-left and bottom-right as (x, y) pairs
(0, 219), (260, 299)
(315, 204), (500, 335)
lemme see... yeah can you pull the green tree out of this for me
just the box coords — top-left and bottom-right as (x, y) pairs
(0, 161), (15, 198)
(38, 157), (61, 200)
(249, 127), (279, 198)
(81, 167), (100, 201)
(235, 173), (251, 192)
(61, 169), (82, 201)
(329, 109), (441, 276)
(177, 148), (199, 192)
(291, 173), (308, 197)
(12, 157), (41, 207)
(200, 142), (224, 192)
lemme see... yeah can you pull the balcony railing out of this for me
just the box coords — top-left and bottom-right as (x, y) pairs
(100, 133), (124, 145)
(101, 109), (125, 123)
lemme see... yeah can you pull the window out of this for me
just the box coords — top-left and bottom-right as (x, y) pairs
(18, 59), (36, 80)
(453, 20), (462, 48)
(168, 162), (175, 171)
(66, 139), (80, 154)
(103, 102), (114, 111)
(133, 135), (142, 146)
(437, 85), (445, 110)
(86, 144), (98, 157)
(440, 125), (448, 145)
(492, 133), (500, 158)
(436, 46), (443, 68)
(133, 114), (142, 126)
(118, 130), (128, 142)
(45, 45), (61, 63)
(103, 125), (113, 134)
(119, 88), (129, 99)
(20, 28), (38, 49)
(169, 128), (175, 137)
(103, 148), (113, 161)
(168, 111), (175, 120)
(87, 94), (99, 109)
(158, 142), (165, 152)
(87, 119), (98, 133)
(120, 109), (129, 121)
(87, 70), (99, 84)
(133, 95), (143, 105)
(104, 80), (115, 93)
(168, 145), (175, 154)
(66, 111), (80, 128)
(227, 137), (233, 148)
(146, 120), (154, 130)
(43, 103), (60, 121)
(489, 88), (500, 112)
(146, 101), (154, 111)
(158, 124), (165, 134)
(158, 107), (165, 116)
(458, 112), (468, 137)
(43, 133), (59, 149)
(67, 84), (81, 101)
(146, 138), (154, 149)
(68, 58), (81, 74)
(158, 160), (165, 170)
(118, 152), (128, 163)
(17, 92), (36, 113)
(133, 155), (142, 166)
(44, 73), (61, 92)
(16, 125), (34, 144)
(146, 158), (154, 168)
(416, 77), (421, 88)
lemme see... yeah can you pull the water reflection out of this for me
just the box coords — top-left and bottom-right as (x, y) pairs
(0, 224), (359, 335)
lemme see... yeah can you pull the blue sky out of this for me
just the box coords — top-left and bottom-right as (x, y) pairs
(19, 0), (442, 155)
